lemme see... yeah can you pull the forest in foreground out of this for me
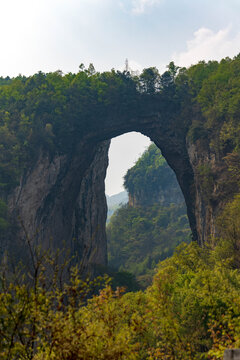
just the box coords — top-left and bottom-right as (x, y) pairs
(1, 203), (240, 359)
(1, 54), (240, 358)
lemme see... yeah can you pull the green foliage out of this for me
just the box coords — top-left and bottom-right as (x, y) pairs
(124, 144), (181, 203)
(0, 68), (140, 193)
(1, 56), (240, 358)
(139, 67), (160, 94)
(187, 121), (209, 142)
(0, 62), (181, 196)
(0, 266), (110, 360)
(185, 55), (240, 155)
(1, 55), (239, 197)
(96, 265), (141, 292)
(124, 144), (163, 194)
(108, 143), (189, 287)
(107, 203), (190, 287)
(147, 241), (240, 359)
(2, 238), (240, 359)
(1, 193), (240, 359)
(214, 193), (240, 268)
(0, 55), (240, 197)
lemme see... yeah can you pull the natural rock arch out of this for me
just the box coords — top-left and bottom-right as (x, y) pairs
(8, 108), (207, 271)
(4, 68), (233, 271)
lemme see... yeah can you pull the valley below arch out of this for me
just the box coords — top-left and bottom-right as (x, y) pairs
(7, 110), (208, 272)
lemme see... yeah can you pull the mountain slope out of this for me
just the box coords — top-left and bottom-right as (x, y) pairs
(107, 144), (191, 286)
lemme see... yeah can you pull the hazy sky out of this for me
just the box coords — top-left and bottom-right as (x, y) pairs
(1, 0), (240, 195)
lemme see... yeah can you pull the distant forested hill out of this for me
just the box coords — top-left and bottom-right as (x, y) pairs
(107, 144), (191, 287)
(106, 191), (128, 223)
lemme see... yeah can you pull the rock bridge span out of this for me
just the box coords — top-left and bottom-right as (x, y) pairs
(7, 90), (227, 270)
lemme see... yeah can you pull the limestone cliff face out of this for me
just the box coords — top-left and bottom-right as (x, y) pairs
(71, 141), (109, 272)
(126, 145), (185, 208)
(7, 141), (110, 271)
(187, 139), (239, 246)
(4, 103), (239, 270)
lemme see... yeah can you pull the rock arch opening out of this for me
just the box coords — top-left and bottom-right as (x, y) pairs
(105, 132), (191, 285)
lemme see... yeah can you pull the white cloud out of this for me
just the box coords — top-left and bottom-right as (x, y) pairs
(131, 0), (163, 14)
(172, 26), (240, 68)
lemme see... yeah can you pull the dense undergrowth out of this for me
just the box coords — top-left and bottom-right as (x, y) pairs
(1, 194), (240, 359)
(1, 55), (240, 358)
(107, 202), (190, 287)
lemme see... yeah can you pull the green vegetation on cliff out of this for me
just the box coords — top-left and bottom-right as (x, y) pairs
(185, 55), (240, 153)
(0, 67), (140, 192)
(123, 144), (183, 204)
(1, 56), (240, 358)
(1, 55), (240, 195)
(107, 203), (190, 285)
(107, 144), (190, 286)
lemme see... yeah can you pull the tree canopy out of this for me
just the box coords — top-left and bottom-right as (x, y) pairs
(1, 55), (240, 195)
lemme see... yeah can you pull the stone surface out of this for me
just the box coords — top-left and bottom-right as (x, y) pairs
(7, 140), (110, 271)
(187, 139), (239, 246)
(224, 349), (240, 360)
